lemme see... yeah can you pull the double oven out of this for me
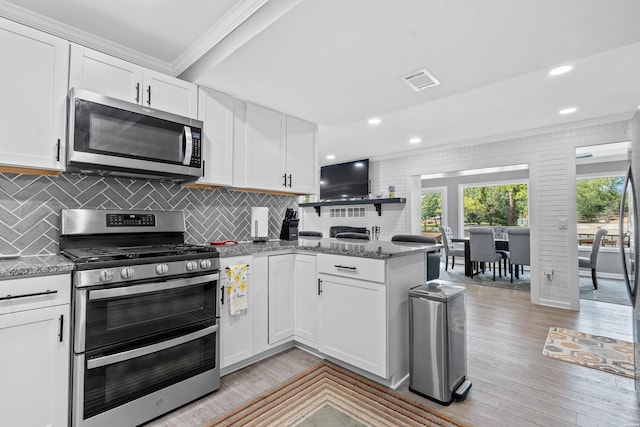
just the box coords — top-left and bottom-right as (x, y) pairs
(60, 209), (221, 427)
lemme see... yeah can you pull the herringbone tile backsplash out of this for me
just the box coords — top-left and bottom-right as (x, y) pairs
(0, 172), (296, 255)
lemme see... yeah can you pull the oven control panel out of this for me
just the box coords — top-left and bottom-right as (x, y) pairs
(106, 213), (156, 227)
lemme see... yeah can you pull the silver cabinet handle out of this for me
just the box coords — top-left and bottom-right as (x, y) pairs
(318, 278), (322, 295)
(135, 82), (140, 103)
(86, 325), (218, 369)
(0, 289), (57, 301)
(88, 273), (219, 300)
(146, 85), (151, 105)
(334, 265), (357, 270)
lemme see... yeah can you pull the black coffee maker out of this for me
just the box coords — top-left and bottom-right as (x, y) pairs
(279, 208), (299, 241)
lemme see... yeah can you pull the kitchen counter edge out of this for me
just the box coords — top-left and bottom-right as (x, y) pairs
(215, 238), (442, 259)
(0, 255), (74, 279)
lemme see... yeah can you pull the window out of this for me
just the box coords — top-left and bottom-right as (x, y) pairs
(461, 182), (528, 234)
(576, 176), (624, 247)
(421, 187), (445, 235)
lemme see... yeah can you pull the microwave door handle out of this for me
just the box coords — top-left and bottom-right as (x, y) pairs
(86, 325), (218, 369)
(182, 126), (193, 166)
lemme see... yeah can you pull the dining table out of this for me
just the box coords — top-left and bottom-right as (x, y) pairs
(452, 237), (509, 277)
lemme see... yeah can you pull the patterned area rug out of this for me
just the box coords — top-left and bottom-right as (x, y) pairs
(543, 327), (635, 379)
(207, 361), (468, 427)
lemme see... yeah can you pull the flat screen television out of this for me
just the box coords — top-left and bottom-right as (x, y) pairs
(319, 159), (370, 200)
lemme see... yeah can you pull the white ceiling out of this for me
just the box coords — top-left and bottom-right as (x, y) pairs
(2, 0), (640, 165)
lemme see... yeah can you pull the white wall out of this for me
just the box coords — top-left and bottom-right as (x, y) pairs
(301, 119), (630, 310)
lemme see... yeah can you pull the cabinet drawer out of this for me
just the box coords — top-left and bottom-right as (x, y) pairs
(0, 274), (71, 315)
(317, 254), (385, 283)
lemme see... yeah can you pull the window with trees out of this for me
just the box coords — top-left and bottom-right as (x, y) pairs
(462, 183), (528, 231)
(576, 176), (624, 247)
(421, 188), (445, 234)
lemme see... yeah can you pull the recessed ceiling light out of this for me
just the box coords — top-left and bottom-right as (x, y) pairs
(368, 117), (381, 125)
(326, 154), (335, 160)
(559, 107), (577, 115)
(409, 137), (422, 144)
(549, 65), (573, 76)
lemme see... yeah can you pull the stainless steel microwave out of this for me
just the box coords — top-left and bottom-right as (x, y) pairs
(67, 88), (204, 182)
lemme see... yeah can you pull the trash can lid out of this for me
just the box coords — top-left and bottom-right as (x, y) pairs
(409, 281), (465, 302)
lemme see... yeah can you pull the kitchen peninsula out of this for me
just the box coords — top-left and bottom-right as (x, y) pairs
(216, 237), (441, 389)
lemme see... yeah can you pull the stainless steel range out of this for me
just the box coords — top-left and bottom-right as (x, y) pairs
(60, 209), (220, 427)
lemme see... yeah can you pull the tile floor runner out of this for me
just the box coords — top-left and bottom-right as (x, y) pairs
(207, 361), (469, 427)
(543, 327), (635, 379)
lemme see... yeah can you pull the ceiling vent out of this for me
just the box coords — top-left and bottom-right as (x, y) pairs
(401, 68), (440, 92)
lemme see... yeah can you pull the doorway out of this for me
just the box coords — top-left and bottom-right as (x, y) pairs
(575, 141), (630, 306)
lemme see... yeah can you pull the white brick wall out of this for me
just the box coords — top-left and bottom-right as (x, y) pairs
(301, 119), (630, 310)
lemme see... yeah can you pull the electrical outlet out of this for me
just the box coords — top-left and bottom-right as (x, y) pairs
(544, 270), (554, 281)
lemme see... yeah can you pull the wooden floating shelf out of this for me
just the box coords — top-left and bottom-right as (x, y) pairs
(299, 198), (406, 216)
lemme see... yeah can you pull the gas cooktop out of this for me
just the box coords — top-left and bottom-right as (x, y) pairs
(62, 243), (219, 264)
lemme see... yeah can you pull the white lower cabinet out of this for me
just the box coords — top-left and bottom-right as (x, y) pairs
(268, 254), (295, 344)
(0, 274), (71, 427)
(219, 256), (253, 369)
(318, 273), (387, 378)
(293, 254), (318, 346)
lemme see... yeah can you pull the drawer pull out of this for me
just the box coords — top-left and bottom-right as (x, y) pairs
(0, 289), (58, 301)
(334, 265), (357, 270)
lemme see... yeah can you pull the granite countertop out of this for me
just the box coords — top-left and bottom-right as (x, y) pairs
(0, 255), (75, 279)
(216, 238), (442, 259)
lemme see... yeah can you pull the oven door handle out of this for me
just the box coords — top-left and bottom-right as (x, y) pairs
(88, 272), (219, 301)
(86, 324), (218, 370)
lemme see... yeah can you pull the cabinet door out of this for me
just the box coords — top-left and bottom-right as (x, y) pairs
(220, 259), (253, 368)
(142, 69), (198, 118)
(244, 103), (287, 191)
(268, 254), (295, 344)
(197, 88), (234, 186)
(0, 304), (69, 427)
(0, 18), (68, 171)
(319, 274), (386, 377)
(286, 116), (317, 194)
(69, 44), (142, 104)
(293, 254), (318, 345)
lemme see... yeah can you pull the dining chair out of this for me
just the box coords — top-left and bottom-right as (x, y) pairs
(391, 234), (440, 281)
(507, 227), (530, 283)
(439, 226), (465, 271)
(469, 227), (503, 280)
(578, 228), (608, 289)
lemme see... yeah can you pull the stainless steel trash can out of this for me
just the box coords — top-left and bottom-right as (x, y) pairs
(409, 280), (471, 405)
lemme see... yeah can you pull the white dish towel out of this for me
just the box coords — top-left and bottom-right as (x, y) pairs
(226, 264), (248, 315)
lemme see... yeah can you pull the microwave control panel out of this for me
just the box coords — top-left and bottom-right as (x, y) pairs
(190, 131), (201, 168)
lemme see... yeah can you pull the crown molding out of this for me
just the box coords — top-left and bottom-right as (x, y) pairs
(171, 0), (270, 76)
(179, 0), (303, 83)
(0, 0), (173, 74)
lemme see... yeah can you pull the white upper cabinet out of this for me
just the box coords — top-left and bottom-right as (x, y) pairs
(197, 88), (234, 186)
(0, 17), (68, 171)
(243, 102), (287, 191)
(235, 102), (317, 194)
(69, 45), (197, 118)
(285, 115), (317, 195)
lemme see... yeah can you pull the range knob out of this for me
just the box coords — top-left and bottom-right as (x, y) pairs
(186, 261), (198, 271)
(200, 259), (212, 269)
(120, 267), (135, 279)
(99, 270), (113, 282)
(155, 264), (169, 275)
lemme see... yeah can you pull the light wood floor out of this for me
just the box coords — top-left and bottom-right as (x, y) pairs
(146, 283), (640, 427)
